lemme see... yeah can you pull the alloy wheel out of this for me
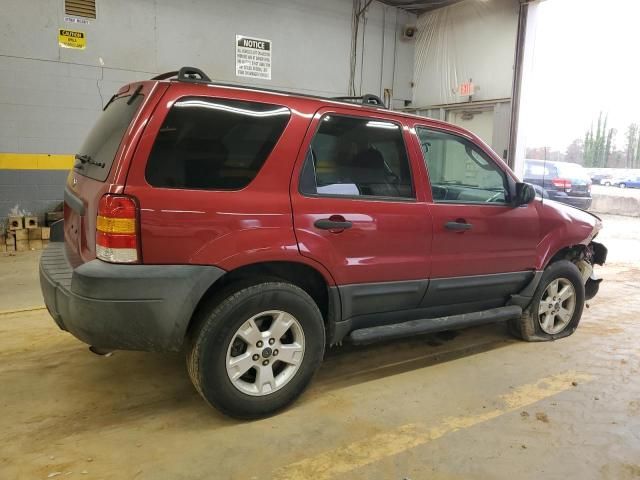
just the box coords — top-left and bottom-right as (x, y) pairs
(538, 278), (576, 334)
(225, 310), (305, 396)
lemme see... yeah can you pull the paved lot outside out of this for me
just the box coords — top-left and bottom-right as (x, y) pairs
(1, 214), (639, 479)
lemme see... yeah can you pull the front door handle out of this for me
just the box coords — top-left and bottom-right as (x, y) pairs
(445, 221), (472, 231)
(314, 218), (353, 230)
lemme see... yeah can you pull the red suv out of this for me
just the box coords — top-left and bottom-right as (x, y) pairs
(40, 68), (607, 419)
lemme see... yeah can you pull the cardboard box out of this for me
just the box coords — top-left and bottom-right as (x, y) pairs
(41, 227), (51, 240)
(29, 239), (43, 250)
(16, 240), (29, 252)
(15, 229), (29, 241)
(25, 216), (38, 228)
(42, 239), (49, 248)
(8, 216), (23, 230)
(5, 232), (15, 246)
(28, 227), (42, 240)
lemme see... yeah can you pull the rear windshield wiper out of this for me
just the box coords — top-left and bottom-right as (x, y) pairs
(75, 154), (105, 168)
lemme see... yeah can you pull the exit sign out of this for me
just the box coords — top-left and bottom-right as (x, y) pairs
(458, 81), (475, 97)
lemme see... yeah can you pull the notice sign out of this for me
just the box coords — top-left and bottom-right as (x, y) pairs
(236, 35), (271, 80)
(58, 29), (86, 49)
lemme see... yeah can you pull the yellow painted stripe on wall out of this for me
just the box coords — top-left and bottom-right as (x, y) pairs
(0, 153), (74, 170)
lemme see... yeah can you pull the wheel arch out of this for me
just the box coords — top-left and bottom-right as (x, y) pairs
(184, 260), (341, 345)
(543, 244), (589, 269)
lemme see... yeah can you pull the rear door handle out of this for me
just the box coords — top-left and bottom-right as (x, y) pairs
(445, 221), (472, 231)
(314, 218), (353, 230)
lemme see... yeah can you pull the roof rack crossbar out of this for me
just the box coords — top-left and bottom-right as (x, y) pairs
(332, 94), (386, 107)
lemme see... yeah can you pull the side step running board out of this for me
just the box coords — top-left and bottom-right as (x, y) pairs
(348, 305), (523, 346)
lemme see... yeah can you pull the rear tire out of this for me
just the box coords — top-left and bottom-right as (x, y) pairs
(186, 282), (325, 419)
(509, 260), (585, 342)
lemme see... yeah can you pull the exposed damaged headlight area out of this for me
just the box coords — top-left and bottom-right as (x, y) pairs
(582, 242), (607, 300)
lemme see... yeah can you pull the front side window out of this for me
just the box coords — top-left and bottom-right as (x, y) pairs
(417, 128), (509, 204)
(146, 97), (290, 190)
(300, 115), (414, 199)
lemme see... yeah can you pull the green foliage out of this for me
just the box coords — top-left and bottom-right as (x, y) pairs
(626, 123), (639, 168)
(584, 112), (615, 167)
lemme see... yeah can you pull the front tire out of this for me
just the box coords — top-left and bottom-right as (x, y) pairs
(509, 260), (585, 341)
(187, 282), (325, 419)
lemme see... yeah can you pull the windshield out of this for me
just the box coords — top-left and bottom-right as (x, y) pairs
(75, 93), (144, 181)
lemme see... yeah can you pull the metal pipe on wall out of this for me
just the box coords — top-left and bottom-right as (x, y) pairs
(507, 0), (530, 169)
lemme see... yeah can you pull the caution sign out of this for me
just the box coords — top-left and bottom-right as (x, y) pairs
(236, 35), (271, 80)
(58, 29), (86, 49)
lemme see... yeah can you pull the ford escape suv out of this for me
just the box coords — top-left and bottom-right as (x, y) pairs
(40, 67), (607, 419)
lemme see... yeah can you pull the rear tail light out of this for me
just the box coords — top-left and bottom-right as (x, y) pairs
(96, 194), (140, 263)
(551, 178), (572, 191)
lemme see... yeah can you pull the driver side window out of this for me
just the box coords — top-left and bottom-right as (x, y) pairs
(417, 128), (509, 204)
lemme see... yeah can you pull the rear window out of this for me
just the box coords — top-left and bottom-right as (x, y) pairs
(556, 162), (588, 177)
(145, 97), (290, 190)
(76, 93), (144, 181)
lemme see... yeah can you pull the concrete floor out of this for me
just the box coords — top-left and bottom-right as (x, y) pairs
(1, 215), (639, 479)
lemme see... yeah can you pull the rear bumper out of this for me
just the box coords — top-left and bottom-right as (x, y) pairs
(547, 192), (592, 210)
(39, 241), (225, 352)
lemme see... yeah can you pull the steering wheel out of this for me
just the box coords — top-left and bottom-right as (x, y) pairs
(485, 192), (504, 203)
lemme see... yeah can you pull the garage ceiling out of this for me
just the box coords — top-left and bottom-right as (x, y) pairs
(377, 0), (465, 14)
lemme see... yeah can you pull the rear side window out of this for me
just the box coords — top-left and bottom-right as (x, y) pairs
(299, 115), (414, 199)
(146, 97), (290, 190)
(76, 93), (144, 181)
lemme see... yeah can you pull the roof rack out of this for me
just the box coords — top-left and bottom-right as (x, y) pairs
(151, 67), (211, 83)
(150, 67), (387, 108)
(332, 94), (386, 108)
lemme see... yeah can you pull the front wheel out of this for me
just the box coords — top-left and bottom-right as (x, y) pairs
(186, 282), (325, 419)
(509, 260), (585, 341)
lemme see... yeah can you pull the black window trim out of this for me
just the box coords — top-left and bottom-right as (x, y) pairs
(298, 112), (417, 203)
(415, 125), (512, 207)
(144, 95), (292, 192)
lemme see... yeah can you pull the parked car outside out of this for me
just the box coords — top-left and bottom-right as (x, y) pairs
(612, 175), (640, 188)
(523, 159), (592, 209)
(590, 173), (612, 185)
(602, 176), (626, 187)
(39, 67), (607, 419)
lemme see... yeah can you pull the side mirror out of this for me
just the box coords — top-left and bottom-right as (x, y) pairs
(514, 182), (536, 206)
